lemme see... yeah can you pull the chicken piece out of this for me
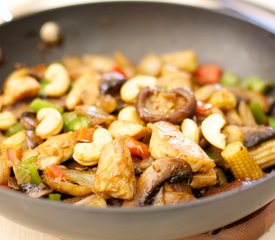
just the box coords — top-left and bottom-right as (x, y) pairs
(23, 132), (77, 170)
(66, 72), (101, 110)
(190, 168), (217, 188)
(157, 71), (192, 90)
(148, 121), (215, 172)
(3, 69), (40, 106)
(94, 138), (135, 200)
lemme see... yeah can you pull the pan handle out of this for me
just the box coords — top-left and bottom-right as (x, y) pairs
(219, 0), (275, 34)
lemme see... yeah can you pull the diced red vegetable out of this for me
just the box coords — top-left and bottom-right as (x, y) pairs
(195, 101), (212, 116)
(195, 64), (222, 85)
(76, 127), (95, 143)
(112, 65), (128, 80)
(7, 149), (21, 166)
(123, 136), (150, 159)
(45, 164), (65, 180)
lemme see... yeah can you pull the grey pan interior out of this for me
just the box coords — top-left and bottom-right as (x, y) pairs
(0, 2), (274, 240)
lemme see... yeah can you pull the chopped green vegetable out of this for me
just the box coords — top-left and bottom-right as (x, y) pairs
(215, 168), (228, 186)
(63, 112), (89, 131)
(30, 98), (63, 113)
(220, 72), (239, 86)
(268, 117), (275, 129)
(5, 122), (22, 136)
(249, 102), (267, 125)
(13, 155), (41, 185)
(243, 76), (268, 93)
(38, 80), (49, 96)
(48, 193), (61, 201)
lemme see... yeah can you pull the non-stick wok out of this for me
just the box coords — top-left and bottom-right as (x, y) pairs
(0, 2), (274, 240)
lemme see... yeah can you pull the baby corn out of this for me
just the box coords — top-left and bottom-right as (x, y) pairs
(221, 141), (264, 180)
(249, 138), (275, 169)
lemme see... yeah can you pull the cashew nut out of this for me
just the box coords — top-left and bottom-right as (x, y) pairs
(120, 75), (156, 103)
(0, 111), (17, 130)
(108, 120), (151, 140)
(181, 118), (199, 144)
(35, 108), (63, 139)
(40, 21), (61, 44)
(44, 63), (70, 97)
(118, 106), (144, 125)
(73, 128), (113, 166)
(201, 113), (226, 149)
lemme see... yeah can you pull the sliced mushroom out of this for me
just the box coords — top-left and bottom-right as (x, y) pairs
(20, 112), (43, 149)
(163, 182), (196, 205)
(136, 87), (196, 124)
(123, 158), (192, 207)
(100, 71), (126, 96)
(239, 125), (275, 148)
(19, 183), (53, 198)
(75, 105), (115, 126)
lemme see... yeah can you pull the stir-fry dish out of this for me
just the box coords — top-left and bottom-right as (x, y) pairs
(0, 50), (274, 207)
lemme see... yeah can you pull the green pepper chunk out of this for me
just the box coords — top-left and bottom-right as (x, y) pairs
(243, 76), (268, 93)
(63, 112), (89, 131)
(5, 122), (22, 136)
(48, 193), (61, 201)
(38, 80), (49, 97)
(220, 72), (239, 86)
(249, 102), (267, 125)
(13, 155), (41, 185)
(268, 117), (275, 129)
(30, 98), (63, 113)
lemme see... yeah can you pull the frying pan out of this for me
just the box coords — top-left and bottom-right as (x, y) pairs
(0, 2), (274, 240)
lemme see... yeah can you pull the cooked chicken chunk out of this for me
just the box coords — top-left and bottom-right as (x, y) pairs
(148, 121), (215, 173)
(23, 132), (77, 170)
(94, 138), (135, 200)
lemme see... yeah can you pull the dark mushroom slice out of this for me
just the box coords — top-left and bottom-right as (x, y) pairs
(136, 87), (197, 124)
(75, 105), (115, 126)
(239, 125), (275, 148)
(203, 180), (253, 197)
(20, 112), (43, 149)
(123, 158), (192, 207)
(19, 183), (53, 198)
(100, 71), (126, 96)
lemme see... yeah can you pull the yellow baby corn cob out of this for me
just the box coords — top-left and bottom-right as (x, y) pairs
(221, 141), (264, 180)
(249, 139), (275, 169)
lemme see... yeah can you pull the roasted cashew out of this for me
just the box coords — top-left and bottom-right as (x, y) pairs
(201, 113), (226, 149)
(0, 111), (17, 130)
(73, 128), (113, 166)
(40, 21), (61, 44)
(120, 75), (156, 103)
(118, 106), (144, 125)
(181, 118), (199, 144)
(35, 108), (63, 139)
(44, 63), (70, 97)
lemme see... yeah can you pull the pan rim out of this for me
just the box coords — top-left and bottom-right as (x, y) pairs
(0, 0), (274, 214)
